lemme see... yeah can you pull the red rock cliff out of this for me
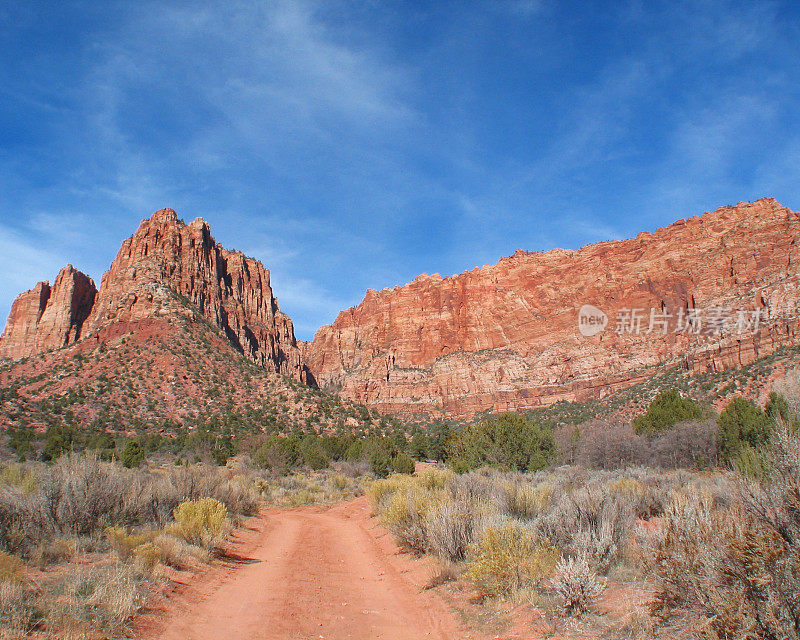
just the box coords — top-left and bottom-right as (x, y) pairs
(0, 265), (96, 359)
(1, 209), (307, 381)
(304, 199), (800, 418)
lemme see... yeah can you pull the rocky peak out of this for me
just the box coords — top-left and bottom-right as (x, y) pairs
(1, 209), (308, 382)
(150, 207), (179, 224)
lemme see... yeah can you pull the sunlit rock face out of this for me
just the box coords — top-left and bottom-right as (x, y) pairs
(304, 199), (800, 419)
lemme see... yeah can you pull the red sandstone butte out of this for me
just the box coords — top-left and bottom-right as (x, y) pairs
(303, 199), (800, 419)
(0, 209), (307, 382)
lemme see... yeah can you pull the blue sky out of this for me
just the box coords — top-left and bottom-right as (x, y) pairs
(1, 1), (800, 340)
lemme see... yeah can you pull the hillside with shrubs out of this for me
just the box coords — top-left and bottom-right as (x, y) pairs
(0, 291), (417, 466)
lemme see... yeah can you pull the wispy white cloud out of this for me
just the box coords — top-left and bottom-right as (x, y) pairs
(3, 0), (800, 341)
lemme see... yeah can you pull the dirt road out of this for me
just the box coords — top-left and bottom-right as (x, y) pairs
(145, 496), (465, 640)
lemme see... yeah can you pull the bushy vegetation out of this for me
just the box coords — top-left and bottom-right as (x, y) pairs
(170, 498), (229, 550)
(371, 465), (709, 618)
(1, 340), (798, 640)
(368, 384), (800, 637)
(632, 389), (709, 435)
(446, 413), (555, 472)
(465, 521), (560, 597)
(718, 396), (772, 461)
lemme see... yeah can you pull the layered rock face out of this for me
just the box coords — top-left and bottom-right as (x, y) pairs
(305, 199), (800, 419)
(0, 209), (307, 381)
(0, 266), (96, 359)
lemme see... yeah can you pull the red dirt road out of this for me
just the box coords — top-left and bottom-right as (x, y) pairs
(145, 497), (466, 640)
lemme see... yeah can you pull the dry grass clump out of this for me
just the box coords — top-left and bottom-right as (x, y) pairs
(425, 497), (490, 561)
(132, 542), (163, 572)
(370, 470), (488, 559)
(45, 563), (146, 638)
(105, 526), (154, 561)
(503, 480), (553, 519)
(0, 578), (37, 640)
(32, 538), (77, 568)
(0, 551), (23, 583)
(150, 532), (209, 568)
(0, 551), (38, 638)
(465, 521), (560, 598)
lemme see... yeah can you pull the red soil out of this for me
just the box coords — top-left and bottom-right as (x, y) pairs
(137, 497), (467, 640)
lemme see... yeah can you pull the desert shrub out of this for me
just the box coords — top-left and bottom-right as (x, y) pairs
(633, 389), (707, 436)
(647, 419), (720, 468)
(369, 472), (477, 555)
(252, 436), (300, 473)
(151, 533), (186, 568)
(0, 487), (29, 554)
(718, 397), (771, 461)
(0, 465), (36, 495)
(369, 474), (411, 511)
(465, 521), (560, 597)
(773, 371), (800, 424)
(105, 526), (151, 561)
(502, 480), (553, 519)
(564, 418), (720, 469)
(418, 467), (455, 490)
(425, 496), (489, 562)
(344, 440), (364, 461)
(651, 491), (742, 631)
(369, 449), (392, 478)
(0, 552), (23, 583)
(570, 420), (648, 469)
(391, 452), (415, 475)
(765, 391), (792, 424)
(32, 538), (77, 568)
(171, 498), (228, 550)
(132, 542), (162, 572)
(380, 484), (440, 551)
(653, 423), (800, 638)
(447, 413), (555, 473)
(31, 452), (128, 538)
(41, 424), (79, 462)
(207, 474), (261, 517)
(552, 554), (607, 617)
(335, 459), (370, 477)
(427, 421), (454, 462)
(151, 532), (209, 567)
(299, 438), (329, 470)
(536, 479), (638, 572)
